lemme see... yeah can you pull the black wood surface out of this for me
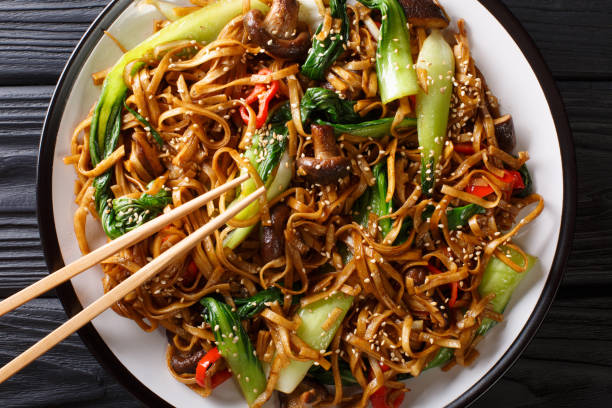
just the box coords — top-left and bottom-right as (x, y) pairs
(0, 0), (610, 407)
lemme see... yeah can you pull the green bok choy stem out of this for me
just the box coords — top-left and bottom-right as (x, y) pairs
(275, 292), (354, 393)
(415, 29), (455, 196)
(358, 0), (419, 104)
(222, 121), (292, 250)
(477, 246), (536, 335)
(431, 246), (537, 367)
(200, 297), (266, 406)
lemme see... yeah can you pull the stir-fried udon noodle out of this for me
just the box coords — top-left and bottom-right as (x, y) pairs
(65, 0), (543, 406)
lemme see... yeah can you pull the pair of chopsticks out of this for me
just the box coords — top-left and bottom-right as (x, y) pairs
(0, 173), (264, 383)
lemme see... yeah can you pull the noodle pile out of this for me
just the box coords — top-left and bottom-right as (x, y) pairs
(65, 1), (543, 406)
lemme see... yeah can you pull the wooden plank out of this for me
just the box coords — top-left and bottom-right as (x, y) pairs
(0, 0), (106, 86)
(561, 81), (612, 287)
(0, 298), (135, 407)
(0, 86), (51, 212)
(0, 0), (611, 84)
(475, 295), (612, 407)
(0, 213), (49, 299)
(500, 0), (612, 80)
(475, 359), (612, 408)
(0, 86), (50, 298)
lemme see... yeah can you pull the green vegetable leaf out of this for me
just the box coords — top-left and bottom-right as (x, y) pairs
(269, 87), (392, 140)
(422, 203), (486, 230)
(372, 161), (393, 236)
(235, 287), (284, 319)
(301, 0), (349, 80)
(317, 117), (416, 139)
(307, 359), (358, 385)
(514, 164), (533, 198)
(352, 161), (393, 236)
(92, 92), (127, 239)
(123, 102), (164, 147)
(245, 127), (289, 183)
(267, 103), (293, 127)
(393, 217), (413, 246)
(425, 347), (455, 370)
(300, 87), (362, 124)
(110, 188), (172, 236)
(447, 204), (486, 230)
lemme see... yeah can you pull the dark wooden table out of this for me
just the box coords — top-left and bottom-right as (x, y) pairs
(0, 1), (611, 407)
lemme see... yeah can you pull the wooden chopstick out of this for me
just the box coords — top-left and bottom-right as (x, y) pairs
(0, 173), (249, 319)
(0, 184), (265, 384)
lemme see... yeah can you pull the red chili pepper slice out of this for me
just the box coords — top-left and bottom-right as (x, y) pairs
(498, 170), (519, 188)
(369, 364), (405, 408)
(210, 369), (232, 389)
(408, 95), (416, 111)
(466, 169), (525, 198)
(244, 84), (267, 105)
(508, 170), (525, 190)
(391, 392), (405, 408)
(195, 347), (222, 387)
(454, 143), (476, 155)
(370, 389), (405, 408)
(182, 260), (198, 286)
(448, 281), (458, 308)
(466, 184), (494, 198)
(428, 264), (459, 308)
(427, 264), (443, 275)
(239, 68), (279, 129)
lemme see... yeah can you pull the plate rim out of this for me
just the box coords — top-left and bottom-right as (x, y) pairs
(36, 0), (576, 407)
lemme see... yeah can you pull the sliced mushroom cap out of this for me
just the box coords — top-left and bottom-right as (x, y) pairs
(398, 0), (449, 28)
(279, 379), (329, 408)
(170, 347), (207, 374)
(296, 124), (350, 185)
(493, 114), (515, 153)
(261, 203), (291, 263)
(415, 230), (435, 250)
(244, 0), (310, 60)
(297, 156), (350, 185)
(406, 265), (428, 286)
(264, 0), (300, 39)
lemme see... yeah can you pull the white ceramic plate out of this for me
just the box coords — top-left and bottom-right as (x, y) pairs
(37, 0), (576, 406)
